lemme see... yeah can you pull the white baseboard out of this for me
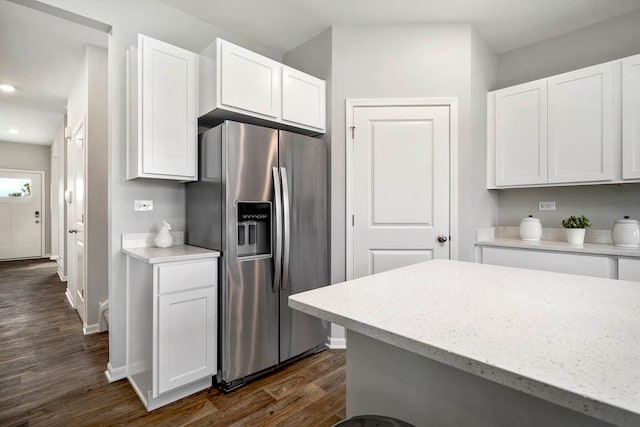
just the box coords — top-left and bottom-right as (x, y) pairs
(83, 323), (101, 335)
(65, 288), (75, 308)
(57, 269), (67, 282)
(326, 336), (347, 349)
(49, 255), (59, 261)
(105, 362), (127, 383)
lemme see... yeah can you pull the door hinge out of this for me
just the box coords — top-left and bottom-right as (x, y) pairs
(352, 214), (355, 226)
(349, 126), (355, 140)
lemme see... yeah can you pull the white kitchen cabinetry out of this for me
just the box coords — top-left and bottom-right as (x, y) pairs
(480, 246), (616, 278)
(492, 80), (547, 186)
(281, 65), (326, 130)
(623, 54), (640, 180)
(127, 34), (198, 181)
(199, 38), (326, 135)
(125, 252), (217, 411)
(618, 258), (640, 281)
(487, 59), (622, 188)
(547, 63), (615, 183)
(218, 40), (281, 119)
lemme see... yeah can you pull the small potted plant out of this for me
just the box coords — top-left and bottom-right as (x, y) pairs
(561, 215), (591, 245)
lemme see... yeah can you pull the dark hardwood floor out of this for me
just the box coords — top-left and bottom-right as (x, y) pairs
(0, 259), (346, 426)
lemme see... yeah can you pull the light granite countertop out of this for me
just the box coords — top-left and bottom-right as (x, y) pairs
(121, 232), (220, 264)
(289, 259), (640, 426)
(476, 226), (640, 258)
(122, 245), (219, 264)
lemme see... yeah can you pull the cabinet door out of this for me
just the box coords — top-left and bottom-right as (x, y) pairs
(218, 40), (281, 118)
(623, 54), (640, 180)
(481, 247), (615, 278)
(281, 66), (325, 131)
(494, 80), (548, 186)
(157, 286), (216, 395)
(140, 34), (198, 180)
(547, 62), (614, 184)
(618, 258), (640, 281)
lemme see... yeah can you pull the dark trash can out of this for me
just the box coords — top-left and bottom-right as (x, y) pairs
(331, 415), (415, 427)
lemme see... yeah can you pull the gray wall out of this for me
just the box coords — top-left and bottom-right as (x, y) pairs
(285, 24), (500, 280)
(330, 24), (477, 277)
(86, 45), (109, 328)
(495, 9), (640, 231)
(497, 9), (640, 89)
(466, 29), (499, 254)
(497, 185), (640, 230)
(0, 140), (52, 255)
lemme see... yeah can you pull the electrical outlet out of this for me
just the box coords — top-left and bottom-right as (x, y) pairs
(539, 201), (556, 211)
(134, 200), (153, 211)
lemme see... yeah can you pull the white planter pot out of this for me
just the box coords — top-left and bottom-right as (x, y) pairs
(566, 228), (586, 245)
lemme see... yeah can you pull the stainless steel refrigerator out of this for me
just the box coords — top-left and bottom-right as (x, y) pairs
(186, 121), (329, 392)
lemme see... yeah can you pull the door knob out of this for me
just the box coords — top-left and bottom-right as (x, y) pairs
(437, 234), (448, 243)
(68, 229), (78, 234)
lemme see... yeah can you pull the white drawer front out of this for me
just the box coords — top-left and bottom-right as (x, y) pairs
(157, 259), (216, 294)
(481, 247), (615, 278)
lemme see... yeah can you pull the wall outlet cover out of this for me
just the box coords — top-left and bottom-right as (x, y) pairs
(539, 201), (556, 211)
(134, 200), (153, 211)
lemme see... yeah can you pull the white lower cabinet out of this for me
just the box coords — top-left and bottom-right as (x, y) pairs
(480, 247), (616, 279)
(157, 286), (216, 395)
(618, 258), (640, 282)
(126, 256), (217, 411)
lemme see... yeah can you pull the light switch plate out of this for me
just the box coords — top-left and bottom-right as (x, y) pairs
(539, 201), (556, 211)
(134, 200), (153, 211)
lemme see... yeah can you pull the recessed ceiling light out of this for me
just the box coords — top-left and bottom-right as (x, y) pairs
(8, 128), (19, 134)
(0, 84), (16, 93)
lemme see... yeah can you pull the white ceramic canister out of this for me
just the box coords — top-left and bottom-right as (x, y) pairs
(612, 216), (640, 247)
(519, 215), (542, 241)
(154, 220), (175, 248)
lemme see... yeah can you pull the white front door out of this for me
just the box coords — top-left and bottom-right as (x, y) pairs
(0, 169), (43, 260)
(350, 104), (451, 278)
(71, 121), (87, 322)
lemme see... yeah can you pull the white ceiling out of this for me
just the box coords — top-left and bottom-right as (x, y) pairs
(0, 0), (107, 145)
(157, 0), (640, 55)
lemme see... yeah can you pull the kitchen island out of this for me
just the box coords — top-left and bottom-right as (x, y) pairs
(289, 259), (640, 426)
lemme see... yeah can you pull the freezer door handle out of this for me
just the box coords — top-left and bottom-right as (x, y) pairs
(281, 167), (291, 291)
(272, 167), (283, 293)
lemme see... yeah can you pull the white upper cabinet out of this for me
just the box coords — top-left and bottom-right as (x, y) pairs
(487, 58), (625, 188)
(493, 80), (548, 186)
(281, 65), (326, 130)
(547, 63), (614, 183)
(128, 34), (198, 181)
(218, 40), (281, 118)
(199, 38), (326, 135)
(623, 54), (640, 180)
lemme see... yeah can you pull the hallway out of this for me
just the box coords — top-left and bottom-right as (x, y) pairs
(0, 259), (346, 426)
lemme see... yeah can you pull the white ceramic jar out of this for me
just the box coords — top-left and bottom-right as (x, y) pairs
(154, 220), (175, 248)
(519, 215), (542, 241)
(612, 216), (640, 247)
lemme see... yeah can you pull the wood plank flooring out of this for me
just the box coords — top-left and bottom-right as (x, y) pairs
(0, 259), (346, 426)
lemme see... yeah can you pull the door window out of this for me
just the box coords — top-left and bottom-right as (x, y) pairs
(0, 178), (32, 198)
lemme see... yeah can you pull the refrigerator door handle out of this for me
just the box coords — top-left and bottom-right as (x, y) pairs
(272, 167), (283, 293)
(281, 167), (291, 291)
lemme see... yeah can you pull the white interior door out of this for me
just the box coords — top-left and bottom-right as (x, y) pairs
(0, 169), (43, 260)
(350, 105), (450, 278)
(73, 122), (87, 322)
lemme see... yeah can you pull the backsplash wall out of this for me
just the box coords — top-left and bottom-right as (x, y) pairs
(497, 184), (640, 230)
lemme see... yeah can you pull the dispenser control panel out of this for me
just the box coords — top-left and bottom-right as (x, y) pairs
(236, 202), (272, 259)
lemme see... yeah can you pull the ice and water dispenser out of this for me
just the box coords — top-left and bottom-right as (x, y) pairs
(236, 202), (271, 259)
